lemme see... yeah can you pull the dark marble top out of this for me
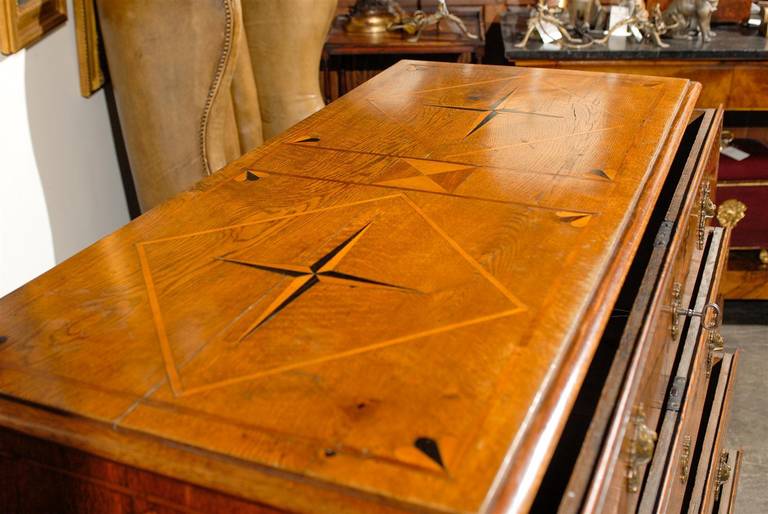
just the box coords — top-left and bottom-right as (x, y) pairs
(502, 10), (768, 61)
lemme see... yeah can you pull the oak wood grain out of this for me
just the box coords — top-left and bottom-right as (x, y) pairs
(0, 61), (699, 513)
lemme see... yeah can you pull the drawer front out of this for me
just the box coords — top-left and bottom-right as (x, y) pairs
(685, 351), (740, 514)
(551, 109), (724, 514)
(638, 227), (730, 514)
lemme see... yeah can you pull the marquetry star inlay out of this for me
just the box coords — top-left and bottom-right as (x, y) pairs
(427, 89), (563, 138)
(375, 158), (475, 194)
(217, 222), (413, 341)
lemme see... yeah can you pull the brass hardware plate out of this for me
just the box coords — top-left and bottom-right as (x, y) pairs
(715, 449), (731, 501)
(698, 182), (715, 250)
(627, 404), (657, 493)
(679, 434), (691, 483)
(706, 332), (725, 378)
(667, 376), (686, 412)
(654, 220), (674, 248)
(671, 282), (684, 340)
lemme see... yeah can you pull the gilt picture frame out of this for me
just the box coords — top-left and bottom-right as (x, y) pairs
(0, 0), (67, 55)
(73, 0), (103, 97)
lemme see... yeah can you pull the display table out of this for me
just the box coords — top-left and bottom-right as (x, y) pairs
(0, 61), (745, 513)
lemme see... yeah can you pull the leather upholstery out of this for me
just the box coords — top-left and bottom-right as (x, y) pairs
(242, 0), (337, 140)
(97, 0), (336, 210)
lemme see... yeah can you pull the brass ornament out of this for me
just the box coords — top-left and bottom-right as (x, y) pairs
(345, 0), (403, 33)
(706, 331), (724, 378)
(515, 0), (596, 49)
(715, 450), (731, 501)
(388, 0), (478, 42)
(698, 181), (716, 249)
(679, 434), (691, 483)
(760, 248), (768, 265)
(720, 130), (734, 151)
(598, 0), (670, 48)
(717, 199), (747, 229)
(627, 404), (657, 493)
(662, 0), (718, 42)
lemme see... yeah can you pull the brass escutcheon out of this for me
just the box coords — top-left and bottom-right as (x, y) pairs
(670, 282), (683, 339)
(679, 434), (691, 483)
(698, 182), (716, 250)
(715, 450), (732, 501)
(706, 332), (725, 378)
(627, 404), (657, 493)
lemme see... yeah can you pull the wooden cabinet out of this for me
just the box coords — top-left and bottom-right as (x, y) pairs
(0, 61), (745, 513)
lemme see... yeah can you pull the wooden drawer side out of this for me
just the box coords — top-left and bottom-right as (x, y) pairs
(638, 227), (730, 514)
(530, 109), (721, 514)
(684, 351), (741, 514)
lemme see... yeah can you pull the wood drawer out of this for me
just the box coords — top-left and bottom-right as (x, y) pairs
(685, 351), (741, 514)
(639, 227), (730, 514)
(531, 108), (723, 513)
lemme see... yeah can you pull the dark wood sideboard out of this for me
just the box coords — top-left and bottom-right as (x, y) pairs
(0, 61), (744, 513)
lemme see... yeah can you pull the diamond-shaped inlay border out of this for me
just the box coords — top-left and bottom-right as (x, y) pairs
(137, 193), (527, 397)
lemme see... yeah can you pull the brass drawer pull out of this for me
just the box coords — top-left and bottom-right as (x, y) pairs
(679, 434), (691, 483)
(670, 282), (721, 339)
(717, 199), (746, 229)
(715, 450), (731, 501)
(706, 332), (725, 378)
(697, 182), (716, 250)
(627, 404), (657, 493)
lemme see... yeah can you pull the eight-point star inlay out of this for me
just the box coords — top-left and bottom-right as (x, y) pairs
(217, 222), (414, 341)
(427, 89), (563, 138)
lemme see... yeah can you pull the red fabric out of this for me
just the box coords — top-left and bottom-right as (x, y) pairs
(718, 139), (768, 181)
(715, 186), (768, 248)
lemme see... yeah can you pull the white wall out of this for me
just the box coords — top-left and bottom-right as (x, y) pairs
(0, 0), (129, 297)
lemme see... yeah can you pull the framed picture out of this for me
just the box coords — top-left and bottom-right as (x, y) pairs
(73, 0), (103, 97)
(1, 0), (67, 55)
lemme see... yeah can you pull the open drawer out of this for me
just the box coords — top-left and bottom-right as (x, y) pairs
(684, 351), (741, 514)
(638, 227), (730, 514)
(530, 107), (724, 514)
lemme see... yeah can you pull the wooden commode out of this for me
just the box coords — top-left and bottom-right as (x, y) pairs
(0, 61), (744, 513)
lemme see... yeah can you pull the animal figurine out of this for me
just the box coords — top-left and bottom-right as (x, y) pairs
(388, 0), (478, 42)
(515, 0), (594, 48)
(599, 0), (669, 47)
(568, 0), (608, 33)
(663, 0), (718, 42)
